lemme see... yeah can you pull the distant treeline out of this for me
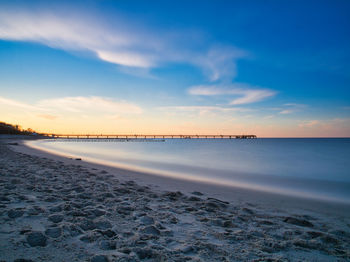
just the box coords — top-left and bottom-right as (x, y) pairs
(0, 122), (38, 135)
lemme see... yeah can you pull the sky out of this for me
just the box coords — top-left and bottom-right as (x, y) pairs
(0, 0), (349, 137)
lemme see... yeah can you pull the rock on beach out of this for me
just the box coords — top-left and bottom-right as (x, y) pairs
(26, 232), (47, 247)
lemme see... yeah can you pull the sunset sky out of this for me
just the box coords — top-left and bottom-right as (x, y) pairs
(0, 0), (349, 137)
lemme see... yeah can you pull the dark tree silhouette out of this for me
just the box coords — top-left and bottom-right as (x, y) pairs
(0, 122), (38, 135)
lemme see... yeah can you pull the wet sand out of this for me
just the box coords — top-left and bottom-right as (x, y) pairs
(1, 139), (350, 261)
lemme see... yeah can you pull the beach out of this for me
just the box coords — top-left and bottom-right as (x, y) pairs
(1, 138), (350, 262)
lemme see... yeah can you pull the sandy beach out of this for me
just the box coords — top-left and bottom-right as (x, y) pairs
(1, 138), (350, 262)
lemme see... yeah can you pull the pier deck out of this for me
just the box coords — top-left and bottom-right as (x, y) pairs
(42, 134), (257, 139)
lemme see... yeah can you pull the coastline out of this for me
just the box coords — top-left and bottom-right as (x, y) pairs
(1, 138), (350, 261)
(21, 138), (350, 216)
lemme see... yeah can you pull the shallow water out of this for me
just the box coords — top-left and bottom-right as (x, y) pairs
(29, 138), (350, 203)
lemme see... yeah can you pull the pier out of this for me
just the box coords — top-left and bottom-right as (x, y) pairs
(42, 134), (257, 139)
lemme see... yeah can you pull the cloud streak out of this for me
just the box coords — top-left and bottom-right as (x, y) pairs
(0, 96), (43, 111)
(188, 84), (276, 105)
(0, 96), (142, 116)
(158, 105), (252, 117)
(279, 103), (307, 114)
(298, 118), (350, 134)
(38, 96), (143, 114)
(0, 8), (247, 81)
(37, 114), (58, 120)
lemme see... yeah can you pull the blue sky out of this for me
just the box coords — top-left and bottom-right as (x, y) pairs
(0, 0), (349, 136)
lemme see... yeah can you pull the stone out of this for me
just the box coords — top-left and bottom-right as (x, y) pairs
(45, 227), (62, 238)
(69, 224), (83, 236)
(182, 246), (195, 254)
(95, 220), (112, 230)
(48, 214), (64, 223)
(141, 226), (160, 235)
(163, 191), (183, 200)
(92, 208), (105, 217)
(222, 220), (234, 228)
(135, 248), (155, 259)
(321, 235), (339, 244)
(99, 240), (116, 250)
(0, 196), (10, 201)
(101, 229), (116, 238)
(140, 216), (154, 225)
(49, 205), (62, 213)
(8, 209), (24, 218)
(307, 231), (324, 238)
(207, 197), (229, 206)
(242, 208), (255, 214)
(284, 217), (313, 228)
(91, 255), (109, 262)
(68, 210), (87, 217)
(79, 233), (99, 243)
(79, 219), (96, 231)
(27, 232), (47, 247)
(188, 196), (201, 201)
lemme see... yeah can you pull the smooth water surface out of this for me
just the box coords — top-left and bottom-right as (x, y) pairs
(29, 138), (350, 203)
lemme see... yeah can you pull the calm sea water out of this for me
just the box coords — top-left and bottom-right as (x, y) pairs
(29, 138), (350, 203)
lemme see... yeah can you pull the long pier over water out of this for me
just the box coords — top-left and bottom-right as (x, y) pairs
(43, 134), (257, 139)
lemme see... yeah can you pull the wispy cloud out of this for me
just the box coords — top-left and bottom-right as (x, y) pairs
(0, 96), (44, 111)
(298, 120), (320, 127)
(188, 84), (276, 105)
(263, 115), (275, 120)
(158, 105), (252, 117)
(37, 114), (58, 120)
(193, 46), (248, 81)
(0, 10), (155, 67)
(38, 96), (143, 114)
(279, 110), (294, 114)
(279, 103), (307, 114)
(298, 118), (350, 132)
(0, 96), (142, 115)
(96, 50), (155, 68)
(0, 8), (247, 81)
(159, 106), (251, 112)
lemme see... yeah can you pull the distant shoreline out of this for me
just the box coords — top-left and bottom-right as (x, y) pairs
(9, 137), (350, 215)
(25, 136), (350, 206)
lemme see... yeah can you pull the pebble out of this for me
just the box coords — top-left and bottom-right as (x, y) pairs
(188, 196), (201, 201)
(8, 209), (24, 219)
(135, 248), (155, 259)
(48, 214), (64, 223)
(95, 220), (112, 230)
(45, 227), (62, 238)
(284, 217), (314, 228)
(91, 255), (109, 262)
(101, 229), (116, 238)
(79, 219), (96, 231)
(99, 240), (116, 250)
(92, 208), (105, 217)
(141, 226), (160, 235)
(26, 232), (47, 247)
(140, 216), (154, 225)
(79, 232), (99, 243)
(49, 205), (62, 213)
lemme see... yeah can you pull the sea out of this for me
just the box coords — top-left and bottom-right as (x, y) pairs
(28, 138), (350, 204)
